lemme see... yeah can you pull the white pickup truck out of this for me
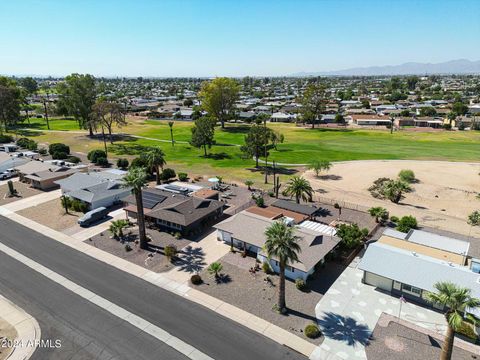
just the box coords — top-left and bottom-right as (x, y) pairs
(0, 169), (17, 180)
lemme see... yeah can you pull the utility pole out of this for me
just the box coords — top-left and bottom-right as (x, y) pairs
(264, 116), (268, 184)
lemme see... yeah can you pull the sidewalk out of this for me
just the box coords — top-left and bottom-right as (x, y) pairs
(0, 210), (317, 358)
(1, 189), (61, 213)
(0, 294), (41, 360)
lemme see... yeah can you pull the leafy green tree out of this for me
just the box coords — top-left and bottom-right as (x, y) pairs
(468, 211), (480, 236)
(419, 107), (437, 117)
(396, 215), (417, 233)
(284, 176), (313, 204)
(368, 207), (389, 223)
(264, 221), (301, 313)
(144, 147), (166, 184)
(300, 82), (327, 129)
(334, 113), (345, 125)
(451, 102), (468, 116)
(160, 168), (176, 182)
(91, 100), (126, 143)
(308, 160), (332, 177)
(57, 73), (97, 135)
(336, 223), (368, 249)
(87, 149), (107, 164)
(426, 282), (480, 360)
(116, 158), (129, 169)
(406, 76), (419, 91)
(190, 117), (216, 156)
(244, 180), (254, 190)
(199, 77), (240, 128)
(168, 121), (175, 147)
(122, 167), (148, 249)
(0, 77), (21, 133)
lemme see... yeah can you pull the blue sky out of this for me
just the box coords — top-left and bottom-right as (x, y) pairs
(1, 0), (479, 77)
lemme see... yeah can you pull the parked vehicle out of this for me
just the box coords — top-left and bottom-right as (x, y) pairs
(77, 207), (109, 227)
(0, 169), (17, 180)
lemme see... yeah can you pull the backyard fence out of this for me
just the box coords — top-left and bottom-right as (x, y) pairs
(314, 195), (370, 213)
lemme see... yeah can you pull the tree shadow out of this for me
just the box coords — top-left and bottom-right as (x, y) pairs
(220, 126), (250, 134)
(173, 246), (206, 273)
(15, 129), (45, 137)
(205, 152), (232, 160)
(285, 308), (318, 322)
(214, 273), (232, 284)
(318, 312), (371, 346)
(318, 174), (343, 181)
(109, 143), (154, 155)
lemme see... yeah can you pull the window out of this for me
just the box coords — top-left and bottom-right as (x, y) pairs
(402, 284), (421, 296)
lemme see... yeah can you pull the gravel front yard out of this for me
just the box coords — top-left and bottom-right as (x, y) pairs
(17, 198), (82, 231)
(86, 227), (192, 273)
(195, 251), (346, 344)
(0, 316), (17, 360)
(0, 182), (42, 205)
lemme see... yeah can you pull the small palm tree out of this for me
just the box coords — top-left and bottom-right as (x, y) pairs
(426, 282), (480, 360)
(109, 219), (129, 240)
(122, 167), (148, 249)
(264, 221), (301, 313)
(284, 176), (313, 204)
(144, 147), (166, 185)
(244, 179), (254, 190)
(368, 207), (389, 223)
(207, 262), (223, 279)
(468, 211), (480, 237)
(382, 179), (411, 204)
(60, 195), (70, 214)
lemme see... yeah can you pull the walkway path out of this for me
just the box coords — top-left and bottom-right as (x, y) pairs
(311, 262), (446, 360)
(0, 294), (41, 360)
(1, 189), (61, 213)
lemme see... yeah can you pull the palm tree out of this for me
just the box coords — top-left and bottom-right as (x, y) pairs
(207, 262), (223, 279)
(244, 179), (254, 190)
(264, 221), (301, 313)
(168, 121), (175, 147)
(109, 219), (129, 240)
(382, 179), (411, 204)
(467, 211), (480, 237)
(426, 282), (480, 360)
(122, 167), (148, 249)
(144, 147), (166, 185)
(60, 195), (70, 214)
(368, 207), (389, 223)
(284, 176), (313, 204)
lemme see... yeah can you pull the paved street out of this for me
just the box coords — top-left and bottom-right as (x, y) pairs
(0, 215), (306, 360)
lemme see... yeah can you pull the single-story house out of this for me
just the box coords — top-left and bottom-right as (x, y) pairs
(394, 117), (415, 127)
(124, 188), (224, 234)
(55, 170), (130, 210)
(348, 115), (392, 126)
(0, 153), (29, 174)
(270, 112), (296, 122)
(0, 144), (18, 153)
(359, 228), (480, 315)
(215, 211), (340, 280)
(414, 117), (443, 128)
(16, 161), (79, 190)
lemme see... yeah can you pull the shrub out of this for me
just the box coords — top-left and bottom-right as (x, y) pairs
(16, 137), (37, 150)
(164, 244), (178, 261)
(304, 324), (321, 339)
(295, 278), (307, 291)
(398, 169), (416, 183)
(0, 134), (13, 143)
(66, 156), (81, 164)
(116, 158), (129, 169)
(96, 157), (109, 167)
(262, 261), (272, 274)
(52, 151), (68, 160)
(255, 196), (264, 207)
(49, 143), (70, 156)
(397, 216), (417, 233)
(390, 215), (399, 223)
(130, 157), (149, 169)
(336, 223), (369, 249)
(174, 232), (182, 239)
(70, 199), (88, 213)
(88, 149), (107, 164)
(161, 168), (176, 182)
(125, 244), (132, 252)
(190, 274), (203, 285)
(38, 148), (47, 155)
(178, 172), (188, 181)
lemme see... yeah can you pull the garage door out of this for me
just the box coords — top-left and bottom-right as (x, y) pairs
(365, 272), (393, 292)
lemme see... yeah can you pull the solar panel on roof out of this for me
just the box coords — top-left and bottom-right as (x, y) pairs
(142, 192), (167, 209)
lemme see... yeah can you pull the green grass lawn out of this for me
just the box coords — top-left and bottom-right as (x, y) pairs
(19, 117), (81, 131)
(15, 118), (480, 184)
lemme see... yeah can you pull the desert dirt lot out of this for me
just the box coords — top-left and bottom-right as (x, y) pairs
(17, 198), (82, 231)
(0, 182), (42, 205)
(304, 160), (480, 237)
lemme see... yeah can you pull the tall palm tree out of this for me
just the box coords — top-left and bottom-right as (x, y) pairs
(264, 221), (301, 313)
(122, 167), (148, 249)
(144, 147), (166, 185)
(284, 176), (313, 204)
(426, 282), (480, 360)
(168, 121), (175, 147)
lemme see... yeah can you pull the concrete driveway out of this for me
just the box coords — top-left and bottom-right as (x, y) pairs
(311, 262), (447, 360)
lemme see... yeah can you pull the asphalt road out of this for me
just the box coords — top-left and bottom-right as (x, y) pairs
(0, 216), (307, 360)
(0, 253), (189, 360)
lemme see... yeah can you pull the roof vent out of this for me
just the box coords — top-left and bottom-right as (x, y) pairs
(412, 251), (418, 256)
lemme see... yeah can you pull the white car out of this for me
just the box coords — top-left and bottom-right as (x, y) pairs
(0, 169), (16, 180)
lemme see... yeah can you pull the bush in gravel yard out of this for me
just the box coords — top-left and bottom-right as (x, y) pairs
(16, 137), (37, 150)
(160, 168), (176, 182)
(398, 169), (416, 183)
(125, 244), (132, 252)
(49, 143), (70, 156)
(178, 172), (188, 181)
(116, 158), (129, 170)
(396, 215), (418, 233)
(295, 278), (307, 291)
(262, 261), (272, 274)
(390, 215), (399, 223)
(66, 156), (81, 164)
(190, 274), (203, 285)
(0, 134), (13, 143)
(96, 157), (109, 167)
(52, 151), (68, 160)
(304, 324), (321, 339)
(88, 149), (107, 164)
(38, 147), (47, 155)
(164, 244), (178, 262)
(70, 199), (88, 213)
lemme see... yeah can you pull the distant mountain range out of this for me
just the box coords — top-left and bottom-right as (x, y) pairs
(293, 59), (480, 76)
